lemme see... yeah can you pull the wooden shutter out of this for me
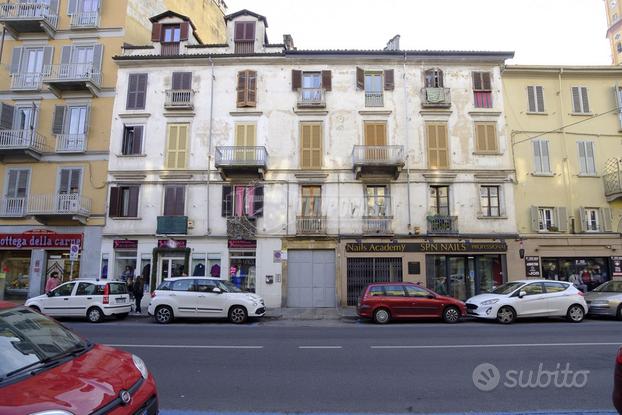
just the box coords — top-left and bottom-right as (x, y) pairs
(42, 46), (53, 75)
(364, 122), (387, 146)
(180, 22), (189, 41)
(533, 140), (542, 172)
(126, 74), (148, 110)
(571, 87), (581, 112)
(427, 123), (449, 169)
(128, 186), (140, 217)
(151, 23), (162, 42)
(244, 22), (256, 41)
(172, 72), (182, 90)
(174, 186), (185, 216)
(356, 67), (364, 90)
(0, 103), (15, 130)
(52, 105), (66, 134)
(222, 185), (232, 217)
(321, 70), (332, 91)
(535, 86), (544, 112)
(49, 0), (59, 13)
(578, 141), (587, 173)
(580, 87), (590, 112)
(247, 70), (256, 106)
(475, 123), (498, 153)
(172, 72), (191, 90)
(163, 186), (175, 215)
(578, 207), (587, 232)
(253, 185), (264, 217)
(235, 21), (255, 41)
(384, 69), (394, 90)
(132, 126), (143, 154)
(601, 207), (613, 232)
(472, 72), (482, 90)
(237, 71), (248, 106)
(300, 123), (322, 169)
(556, 207), (568, 232)
(10, 47), (22, 74)
(530, 206), (540, 231)
(482, 72), (491, 90)
(165, 124), (189, 169)
(108, 187), (120, 217)
(292, 70), (301, 91)
(234, 22), (245, 40)
(527, 86), (536, 112)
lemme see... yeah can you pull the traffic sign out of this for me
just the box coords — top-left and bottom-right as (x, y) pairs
(69, 243), (80, 261)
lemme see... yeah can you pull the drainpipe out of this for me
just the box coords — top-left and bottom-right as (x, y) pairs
(206, 57), (215, 235)
(0, 28), (6, 65)
(403, 51), (412, 230)
(557, 68), (573, 229)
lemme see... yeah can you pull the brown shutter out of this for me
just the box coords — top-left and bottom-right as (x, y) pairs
(52, 105), (66, 134)
(472, 72), (482, 90)
(222, 185), (232, 217)
(486, 124), (497, 152)
(151, 23), (162, 42)
(322, 70), (332, 91)
(180, 22), (189, 41)
(181, 72), (192, 90)
(482, 72), (492, 90)
(237, 71), (247, 107)
(132, 126), (143, 154)
(172, 72), (182, 90)
(135, 74), (147, 109)
(164, 186), (175, 215)
(292, 69), (301, 91)
(253, 185), (263, 218)
(384, 69), (394, 91)
(437, 69), (444, 88)
(108, 187), (120, 217)
(234, 22), (244, 41)
(247, 70), (257, 106)
(311, 124), (322, 168)
(174, 186), (185, 216)
(128, 186), (139, 217)
(356, 67), (364, 90)
(0, 103), (15, 130)
(475, 124), (487, 152)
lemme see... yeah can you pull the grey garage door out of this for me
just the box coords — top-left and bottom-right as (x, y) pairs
(287, 250), (336, 308)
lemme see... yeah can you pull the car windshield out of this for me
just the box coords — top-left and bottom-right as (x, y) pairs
(0, 307), (86, 381)
(491, 282), (525, 295)
(216, 280), (243, 293)
(593, 281), (622, 293)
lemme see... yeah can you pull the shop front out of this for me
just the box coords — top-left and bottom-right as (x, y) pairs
(228, 240), (256, 293)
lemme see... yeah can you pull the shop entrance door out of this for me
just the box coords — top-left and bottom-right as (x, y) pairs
(427, 255), (504, 301)
(157, 257), (185, 286)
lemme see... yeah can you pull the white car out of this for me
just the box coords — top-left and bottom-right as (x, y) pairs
(25, 279), (132, 323)
(465, 279), (588, 324)
(148, 277), (266, 324)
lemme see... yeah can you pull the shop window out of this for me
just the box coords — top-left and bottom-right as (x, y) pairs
(100, 253), (109, 279)
(346, 257), (403, 306)
(229, 250), (256, 293)
(1, 251), (31, 299)
(115, 250), (137, 282)
(140, 254), (152, 290)
(542, 257), (610, 292)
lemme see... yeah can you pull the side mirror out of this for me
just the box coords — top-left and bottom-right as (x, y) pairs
(212, 287), (222, 294)
(46, 291), (53, 297)
(518, 290), (527, 298)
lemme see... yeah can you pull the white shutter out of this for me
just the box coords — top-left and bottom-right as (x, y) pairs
(533, 140), (542, 172)
(535, 86), (544, 112)
(578, 207), (587, 232)
(577, 141), (587, 174)
(530, 206), (540, 232)
(585, 141), (595, 174)
(527, 86), (536, 112)
(541, 140), (550, 173)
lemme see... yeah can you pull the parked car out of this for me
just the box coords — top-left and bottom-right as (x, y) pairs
(356, 282), (467, 324)
(0, 301), (158, 414)
(465, 279), (587, 324)
(25, 279), (132, 323)
(148, 277), (266, 324)
(585, 280), (622, 320)
(614, 346), (622, 414)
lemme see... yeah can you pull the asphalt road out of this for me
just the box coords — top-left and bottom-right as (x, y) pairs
(64, 317), (622, 414)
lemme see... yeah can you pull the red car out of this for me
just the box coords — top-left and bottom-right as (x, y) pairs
(0, 301), (158, 414)
(615, 347), (622, 414)
(357, 282), (467, 324)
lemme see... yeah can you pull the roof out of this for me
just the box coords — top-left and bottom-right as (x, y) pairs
(504, 64), (622, 73)
(149, 10), (196, 29)
(224, 9), (268, 27)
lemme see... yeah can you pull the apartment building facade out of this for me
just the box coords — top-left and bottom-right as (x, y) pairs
(503, 65), (622, 290)
(104, 9), (520, 308)
(0, 0), (226, 300)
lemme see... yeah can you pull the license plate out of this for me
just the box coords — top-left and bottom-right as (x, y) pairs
(116, 298), (125, 303)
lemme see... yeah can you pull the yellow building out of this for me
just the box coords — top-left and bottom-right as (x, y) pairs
(0, 0), (226, 300)
(605, 0), (622, 64)
(504, 65), (622, 288)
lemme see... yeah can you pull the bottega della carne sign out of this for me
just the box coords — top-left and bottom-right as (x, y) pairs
(345, 242), (507, 253)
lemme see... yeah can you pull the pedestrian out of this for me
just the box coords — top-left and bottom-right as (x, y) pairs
(127, 276), (134, 302)
(133, 276), (144, 313)
(45, 272), (60, 294)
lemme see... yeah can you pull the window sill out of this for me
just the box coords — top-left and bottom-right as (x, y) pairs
(537, 230), (565, 234)
(472, 152), (503, 156)
(577, 174), (600, 178)
(116, 154), (147, 158)
(110, 217), (142, 221)
(569, 112), (593, 116)
(477, 215), (508, 220)
(118, 112), (151, 119)
(531, 172), (555, 177)
(526, 111), (548, 115)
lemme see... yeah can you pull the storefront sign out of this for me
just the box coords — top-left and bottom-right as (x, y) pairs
(612, 257), (622, 277)
(113, 240), (138, 249)
(525, 256), (541, 278)
(228, 240), (257, 249)
(0, 231), (82, 249)
(157, 239), (187, 249)
(345, 241), (507, 253)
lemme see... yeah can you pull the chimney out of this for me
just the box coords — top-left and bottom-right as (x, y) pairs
(384, 34), (400, 51)
(283, 34), (296, 50)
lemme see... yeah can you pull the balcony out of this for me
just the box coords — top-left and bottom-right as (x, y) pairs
(43, 64), (101, 96)
(363, 216), (393, 235)
(28, 193), (91, 224)
(365, 92), (384, 107)
(604, 158), (622, 202)
(420, 87), (451, 108)
(352, 145), (404, 179)
(0, 2), (58, 38)
(297, 88), (326, 108)
(160, 42), (180, 56)
(70, 11), (99, 29)
(427, 215), (458, 235)
(226, 216), (256, 240)
(10, 73), (43, 91)
(215, 146), (268, 179)
(234, 41), (254, 54)
(157, 216), (188, 235)
(56, 134), (86, 153)
(0, 130), (45, 160)
(164, 90), (194, 110)
(0, 198), (26, 218)
(296, 216), (327, 235)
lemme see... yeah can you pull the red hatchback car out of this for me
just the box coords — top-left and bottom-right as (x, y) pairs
(615, 347), (622, 414)
(357, 282), (467, 324)
(0, 301), (158, 414)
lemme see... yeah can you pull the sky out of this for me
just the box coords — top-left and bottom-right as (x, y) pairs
(223, 0), (612, 65)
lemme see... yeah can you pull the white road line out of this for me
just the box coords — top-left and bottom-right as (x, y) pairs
(106, 344), (263, 349)
(298, 346), (343, 349)
(370, 342), (622, 349)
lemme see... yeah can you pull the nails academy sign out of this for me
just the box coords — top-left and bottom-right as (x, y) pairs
(0, 230), (83, 249)
(345, 241), (507, 253)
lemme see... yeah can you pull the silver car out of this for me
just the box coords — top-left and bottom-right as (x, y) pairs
(585, 280), (622, 319)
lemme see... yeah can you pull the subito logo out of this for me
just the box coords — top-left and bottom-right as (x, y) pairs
(472, 362), (501, 392)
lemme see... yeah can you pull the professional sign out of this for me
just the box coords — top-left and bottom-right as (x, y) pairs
(157, 239), (187, 249)
(228, 240), (257, 249)
(525, 256), (541, 278)
(612, 256), (622, 277)
(113, 240), (138, 249)
(0, 230), (82, 249)
(345, 241), (507, 253)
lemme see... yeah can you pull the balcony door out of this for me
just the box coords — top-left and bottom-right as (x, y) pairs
(57, 168), (82, 211)
(235, 123), (256, 161)
(66, 106), (88, 150)
(3, 169), (29, 216)
(20, 48), (44, 88)
(79, 0), (99, 13)
(71, 46), (94, 78)
(366, 185), (389, 217)
(364, 122), (387, 161)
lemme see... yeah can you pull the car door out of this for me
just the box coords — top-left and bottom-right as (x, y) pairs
(169, 279), (197, 317)
(513, 282), (549, 317)
(382, 285), (411, 317)
(195, 279), (227, 317)
(73, 282), (98, 316)
(42, 282), (77, 316)
(544, 281), (571, 316)
(404, 285), (443, 317)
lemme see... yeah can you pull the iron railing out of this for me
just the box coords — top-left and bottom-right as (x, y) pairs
(604, 158), (622, 201)
(296, 216), (327, 235)
(420, 87), (451, 107)
(215, 146), (268, 167)
(0, 130), (45, 153)
(365, 91), (384, 107)
(0, 197), (26, 217)
(363, 216), (393, 234)
(43, 64), (101, 87)
(0, 3), (58, 28)
(427, 215), (458, 234)
(28, 193), (91, 216)
(56, 134), (86, 153)
(234, 41), (254, 54)
(297, 88), (326, 107)
(347, 257), (403, 306)
(160, 42), (180, 56)
(352, 145), (404, 165)
(165, 89), (194, 109)
(70, 11), (99, 28)
(10, 73), (43, 90)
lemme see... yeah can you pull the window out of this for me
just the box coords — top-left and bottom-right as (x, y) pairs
(236, 70), (257, 107)
(171, 72), (192, 91)
(53, 105), (89, 151)
(368, 286), (384, 296)
(582, 208), (600, 232)
(10, 46), (51, 89)
(404, 285), (430, 298)
(108, 185), (139, 218)
(51, 282), (75, 297)
(300, 122), (322, 169)
(364, 72), (383, 107)
(571, 87), (590, 113)
(424, 68), (444, 88)
(577, 141), (596, 175)
(126, 73), (148, 110)
(366, 185), (389, 217)
(234, 21), (256, 53)
(300, 72), (322, 103)
(163, 185), (185, 216)
(532, 140), (551, 174)
(527, 86), (545, 112)
(426, 123), (449, 169)
(15, 104), (38, 131)
(234, 123), (256, 160)
(480, 186), (501, 217)
(538, 207), (555, 231)
(58, 168), (81, 194)
(165, 124), (189, 169)
(3, 169), (29, 216)
(384, 285), (406, 297)
(429, 186), (450, 216)
(221, 185), (263, 218)
(544, 281), (567, 293)
(121, 125), (143, 155)
(474, 122), (498, 153)
(301, 185), (321, 217)
(195, 279), (217, 293)
(75, 282), (98, 296)
(171, 279), (194, 292)
(522, 283), (544, 296)
(162, 25), (181, 42)
(472, 71), (492, 108)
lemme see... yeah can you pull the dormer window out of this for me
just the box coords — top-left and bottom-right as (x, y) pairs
(151, 20), (189, 56)
(234, 21), (256, 54)
(162, 25), (181, 43)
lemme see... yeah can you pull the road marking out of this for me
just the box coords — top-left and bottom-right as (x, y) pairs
(106, 344), (263, 349)
(370, 342), (622, 349)
(298, 346), (343, 349)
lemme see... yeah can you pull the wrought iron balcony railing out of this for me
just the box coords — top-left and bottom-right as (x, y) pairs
(70, 11), (99, 28)
(165, 89), (194, 109)
(215, 146), (268, 168)
(427, 215), (458, 234)
(297, 88), (326, 108)
(604, 158), (622, 201)
(296, 216), (327, 235)
(363, 216), (393, 234)
(56, 134), (86, 153)
(352, 145), (404, 166)
(0, 130), (45, 153)
(10, 73), (43, 90)
(0, 2), (58, 29)
(420, 87), (451, 107)
(43, 63), (101, 87)
(0, 197), (26, 217)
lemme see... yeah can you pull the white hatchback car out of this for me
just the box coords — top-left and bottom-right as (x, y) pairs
(148, 277), (266, 324)
(25, 279), (132, 323)
(466, 279), (588, 324)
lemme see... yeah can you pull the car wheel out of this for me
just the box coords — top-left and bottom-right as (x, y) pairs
(373, 308), (391, 324)
(567, 304), (585, 323)
(229, 306), (248, 324)
(155, 306), (173, 324)
(496, 306), (516, 324)
(115, 313), (129, 320)
(442, 306), (461, 324)
(29, 305), (40, 313)
(87, 307), (103, 323)
(617, 305), (622, 321)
